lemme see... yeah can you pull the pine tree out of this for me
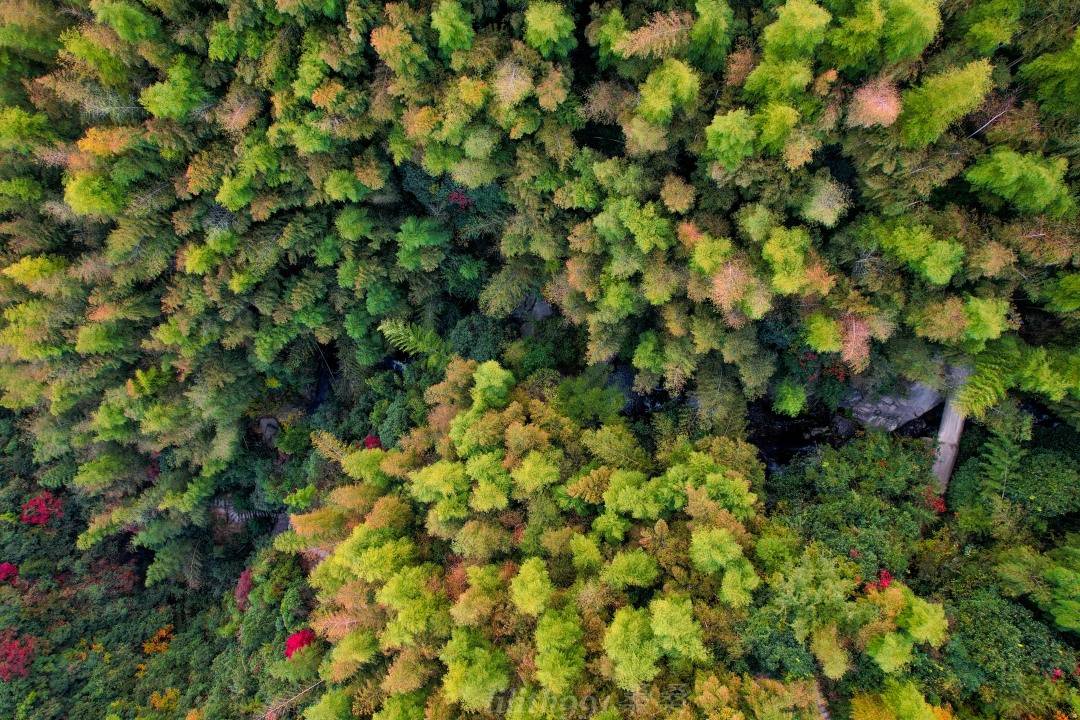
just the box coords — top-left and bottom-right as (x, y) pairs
(613, 11), (693, 60)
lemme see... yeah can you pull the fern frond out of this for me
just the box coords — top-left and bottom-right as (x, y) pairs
(976, 403), (1032, 501)
(956, 340), (1022, 418)
(377, 319), (447, 359)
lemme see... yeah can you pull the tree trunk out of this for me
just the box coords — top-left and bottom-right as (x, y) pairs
(815, 679), (831, 720)
(931, 366), (973, 493)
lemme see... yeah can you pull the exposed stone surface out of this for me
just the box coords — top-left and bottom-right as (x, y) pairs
(848, 382), (943, 431)
(530, 298), (553, 321)
(258, 416), (280, 446)
(516, 294), (554, 337)
(846, 365), (972, 489)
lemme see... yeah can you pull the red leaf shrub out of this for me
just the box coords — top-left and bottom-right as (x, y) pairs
(19, 491), (62, 526)
(234, 568), (253, 611)
(363, 434), (382, 449)
(0, 563), (16, 586)
(0, 631), (34, 681)
(447, 189), (472, 209)
(923, 485), (947, 514)
(864, 568), (894, 593)
(284, 628), (315, 659)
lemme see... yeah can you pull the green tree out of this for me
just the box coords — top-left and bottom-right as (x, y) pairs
(959, 0), (1020, 54)
(637, 59), (700, 126)
(881, 0), (941, 64)
(1020, 32), (1080, 120)
(761, 0), (832, 59)
(396, 217), (451, 271)
(705, 109), (757, 169)
(90, 0), (163, 43)
(804, 312), (842, 353)
(140, 57), (210, 120)
(756, 103), (800, 153)
(603, 607), (662, 691)
(64, 170), (126, 216)
(431, 0), (474, 55)
(470, 360), (515, 410)
(602, 548), (661, 589)
(762, 226), (812, 295)
(996, 537), (1080, 634)
(965, 148), (1075, 218)
(534, 607), (586, 695)
(898, 60), (992, 147)
(510, 557), (555, 616)
(511, 450), (562, 495)
(744, 58), (814, 100)
(304, 688), (353, 720)
(649, 595), (709, 662)
(440, 628), (511, 710)
(690, 526), (743, 574)
(867, 631), (915, 673)
(0, 107), (53, 153)
(524, 2), (576, 58)
(690, 0), (734, 70)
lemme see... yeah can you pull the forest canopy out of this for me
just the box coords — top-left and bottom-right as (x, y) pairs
(0, 0), (1078, 715)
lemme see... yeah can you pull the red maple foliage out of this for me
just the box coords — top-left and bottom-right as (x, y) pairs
(363, 434), (382, 449)
(234, 568), (253, 611)
(447, 189), (472, 209)
(865, 568), (894, 593)
(0, 563), (16, 585)
(284, 628), (316, 659)
(19, 491), (62, 526)
(923, 485), (947, 514)
(824, 362), (848, 383)
(0, 631), (34, 681)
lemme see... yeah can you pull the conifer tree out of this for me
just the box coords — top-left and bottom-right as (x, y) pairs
(1020, 33), (1080, 120)
(898, 60), (992, 147)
